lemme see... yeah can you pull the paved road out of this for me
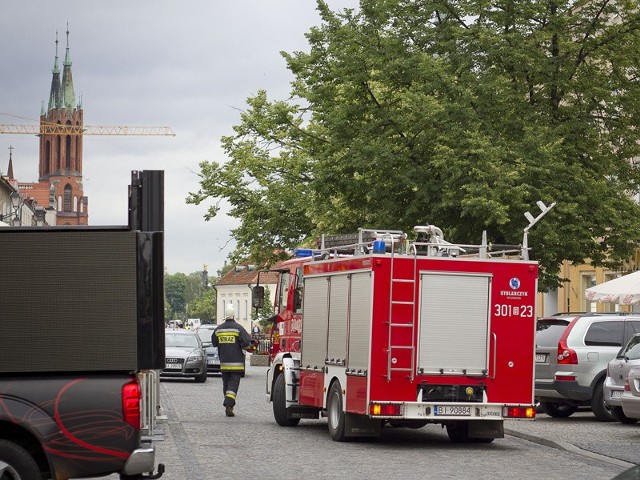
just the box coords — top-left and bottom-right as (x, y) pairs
(132, 363), (639, 480)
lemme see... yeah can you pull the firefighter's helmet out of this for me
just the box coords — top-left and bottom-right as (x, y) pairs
(224, 304), (235, 320)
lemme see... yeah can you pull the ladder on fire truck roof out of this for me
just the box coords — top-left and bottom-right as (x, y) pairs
(388, 241), (418, 382)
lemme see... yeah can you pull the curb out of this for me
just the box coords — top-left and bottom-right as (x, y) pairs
(505, 428), (635, 469)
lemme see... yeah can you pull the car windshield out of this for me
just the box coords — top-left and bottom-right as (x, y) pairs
(166, 333), (199, 348)
(535, 319), (570, 347)
(622, 335), (640, 360)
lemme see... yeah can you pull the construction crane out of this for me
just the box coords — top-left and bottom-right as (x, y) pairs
(0, 124), (174, 136)
(0, 113), (175, 136)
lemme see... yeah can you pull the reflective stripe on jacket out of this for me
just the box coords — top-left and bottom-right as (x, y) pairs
(212, 319), (252, 370)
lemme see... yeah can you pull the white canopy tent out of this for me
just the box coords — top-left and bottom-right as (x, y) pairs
(585, 271), (640, 305)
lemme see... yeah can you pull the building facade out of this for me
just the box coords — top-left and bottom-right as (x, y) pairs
(215, 265), (278, 333)
(3, 29), (87, 226)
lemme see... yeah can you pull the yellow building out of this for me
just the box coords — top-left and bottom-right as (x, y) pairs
(539, 255), (640, 316)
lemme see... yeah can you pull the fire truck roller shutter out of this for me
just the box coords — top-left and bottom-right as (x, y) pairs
(418, 272), (491, 376)
(301, 276), (329, 369)
(327, 275), (349, 365)
(347, 272), (372, 371)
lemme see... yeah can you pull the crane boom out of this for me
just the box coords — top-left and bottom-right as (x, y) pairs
(0, 124), (175, 136)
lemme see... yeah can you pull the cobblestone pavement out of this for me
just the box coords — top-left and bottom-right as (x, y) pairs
(124, 363), (638, 480)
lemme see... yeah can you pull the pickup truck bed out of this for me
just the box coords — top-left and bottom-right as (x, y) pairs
(0, 373), (162, 479)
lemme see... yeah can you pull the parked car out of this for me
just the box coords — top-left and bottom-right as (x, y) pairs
(535, 313), (640, 421)
(162, 329), (208, 382)
(604, 333), (640, 423)
(196, 324), (221, 374)
(535, 314), (583, 418)
(621, 366), (640, 421)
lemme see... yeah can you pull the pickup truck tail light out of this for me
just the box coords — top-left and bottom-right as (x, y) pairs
(122, 380), (142, 430)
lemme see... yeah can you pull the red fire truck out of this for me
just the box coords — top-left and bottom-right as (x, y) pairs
(256, 224), (539, 443)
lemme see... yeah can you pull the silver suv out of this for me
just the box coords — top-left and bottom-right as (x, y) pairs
(535, 313), (640, 421)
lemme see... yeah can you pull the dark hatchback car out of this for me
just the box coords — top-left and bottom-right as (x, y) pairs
(196, 324), (221, 374)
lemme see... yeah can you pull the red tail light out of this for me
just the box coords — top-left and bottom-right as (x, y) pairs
(122, 379), (141, 430)
(557, 318), (579, 365)
(504, 406), (536, 418)
(625, 377), (631, 392)
(369, 403), (402, 416)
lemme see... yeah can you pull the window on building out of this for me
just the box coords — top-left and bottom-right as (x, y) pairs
(73, 196), (78, 212)
(56, 136), (61, 171)
(65, 133), (71, 169)
(44, 141), (50, 174)
(63, 185), (72, 212)
(583, 273), (597, 312)
(244, 300), (248, 320)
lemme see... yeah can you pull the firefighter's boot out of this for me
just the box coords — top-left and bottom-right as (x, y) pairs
(225, 405), (235, 417)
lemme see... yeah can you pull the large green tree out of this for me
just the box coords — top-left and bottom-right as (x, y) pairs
(165, 271), (217, 321)
(188, 0), (640, 290)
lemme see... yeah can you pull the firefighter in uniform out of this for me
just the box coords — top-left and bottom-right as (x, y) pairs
(212, 305), (253, 417)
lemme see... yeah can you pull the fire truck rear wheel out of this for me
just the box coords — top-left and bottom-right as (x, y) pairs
(445, 421), (495, 444)
(273, 373), (300, 427)
(327, 381), (347, 442)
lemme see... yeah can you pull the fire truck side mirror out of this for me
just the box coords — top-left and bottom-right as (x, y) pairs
(294, 287), (303, 311)
(252, 286), (265, 309)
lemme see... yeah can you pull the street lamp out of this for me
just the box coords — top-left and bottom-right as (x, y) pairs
(34, 208), (46, 226)
(0, 191), (23, 226)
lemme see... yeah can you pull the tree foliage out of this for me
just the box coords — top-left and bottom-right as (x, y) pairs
(188, 0), (640, 291)
(165, 271), (217, 322)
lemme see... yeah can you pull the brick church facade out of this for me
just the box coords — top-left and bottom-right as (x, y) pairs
(10, 29), (88, 225)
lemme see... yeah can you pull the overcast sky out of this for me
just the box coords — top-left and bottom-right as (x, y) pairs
(0, 0), (359, 276)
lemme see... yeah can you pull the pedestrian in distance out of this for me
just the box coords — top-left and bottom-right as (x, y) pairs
(211, 305), (253, 417)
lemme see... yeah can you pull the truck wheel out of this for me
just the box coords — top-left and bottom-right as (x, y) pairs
(273, 373), (300, 426)
(539, 401), (578, 418)
(611, 406), (639, 424)
(327, 381), (347, 442)
(446, 421), (495, 443)
(446, 421), (471, 443)
(0, 439), (41, 480)
(591, 380), (614, 422)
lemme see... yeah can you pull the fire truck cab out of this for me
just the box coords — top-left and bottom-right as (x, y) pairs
(259, 225), (539, 443)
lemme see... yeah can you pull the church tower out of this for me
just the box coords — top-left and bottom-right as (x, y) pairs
(38, 28), (88, 225)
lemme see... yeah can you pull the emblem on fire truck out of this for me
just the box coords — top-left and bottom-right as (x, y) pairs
(509, 277), (521, 290)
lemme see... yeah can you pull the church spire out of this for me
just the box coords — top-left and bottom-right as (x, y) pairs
(61, 25), (76, 111)
(47, 32), (61, 112)
(7, 146), (14, 180)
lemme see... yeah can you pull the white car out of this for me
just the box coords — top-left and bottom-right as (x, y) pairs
(604, 333), (640, 423)
(621, 366), (640, 420)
